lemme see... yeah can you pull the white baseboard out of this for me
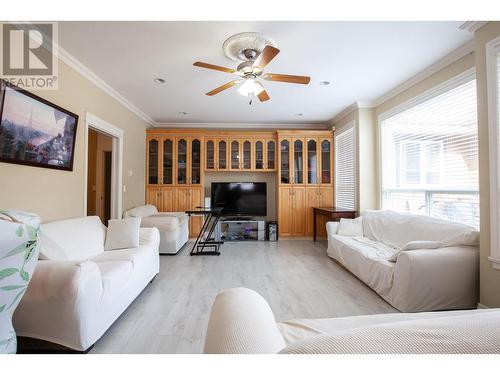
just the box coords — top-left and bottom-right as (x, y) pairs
(477, 303), (489, 309)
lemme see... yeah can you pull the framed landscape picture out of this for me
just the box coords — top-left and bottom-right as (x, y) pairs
(0, 80), (78, 171)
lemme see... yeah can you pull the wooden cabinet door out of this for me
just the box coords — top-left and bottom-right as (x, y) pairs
(279, 138), (291, 184)
(189, 187), (204, 237)
(306, 138), (319, 185)
(278, 187), (293, 236)
(176, 138), (188, 185)
(319, 138), (333, 185)
(254, 140), (264, 170)
(147, 137), (161, 185)
(190, 137), (203, 185)
(160, 187), (175, 212)
(217, 139), (228, 170)
(205, 138), (216, 171)
(305, 187), (320, 236)
(161, 137), (174, 185)
(266, 139), (276, 170)
(291, 186), (306, 235)
(146, 187), (160, 209)
(292, 138), (305, 185)
(241, 139), (252, 170)
(229, 139), (241, 170)
(175, 187), (190, 212)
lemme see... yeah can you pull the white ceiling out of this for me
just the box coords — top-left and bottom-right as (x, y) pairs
(58, 21), (472, 125)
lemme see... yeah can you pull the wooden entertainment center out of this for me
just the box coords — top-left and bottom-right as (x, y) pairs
(145, 128), (334, 238)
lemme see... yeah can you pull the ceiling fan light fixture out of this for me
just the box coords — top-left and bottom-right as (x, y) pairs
(237, 78), (263, 97)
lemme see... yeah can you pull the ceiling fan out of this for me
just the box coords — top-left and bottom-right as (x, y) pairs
(193, 45), (311, 103)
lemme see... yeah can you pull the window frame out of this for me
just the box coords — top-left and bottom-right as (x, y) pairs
(377, 67), (477, 224)
(334, 120), (357, 210)
(400, 140), (444, 187)
(486, 35), (500, 270)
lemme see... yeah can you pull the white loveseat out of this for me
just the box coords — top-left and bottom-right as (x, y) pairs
(13, 216), (160, 352)
(123, 205), (188, 254)
(327, 210), (479, 312)
(204, 288), (500, 354)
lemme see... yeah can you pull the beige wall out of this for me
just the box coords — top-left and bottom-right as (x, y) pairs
(0, 58), (151, 222)
(204, 171), (277, 221)
(474, 22), (500, 308)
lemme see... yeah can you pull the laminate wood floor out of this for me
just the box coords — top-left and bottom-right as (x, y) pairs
(90, 240), (396, 354)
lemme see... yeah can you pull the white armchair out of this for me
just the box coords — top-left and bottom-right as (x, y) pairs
(123, 205), (189, 254)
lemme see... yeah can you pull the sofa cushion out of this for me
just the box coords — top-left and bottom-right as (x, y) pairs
(40, 216), (105, 261)
(337, 217), (363, 237)
(362, 210), (479, 249)
(123, 204), (158, 218)
(105, 217), (141, 250)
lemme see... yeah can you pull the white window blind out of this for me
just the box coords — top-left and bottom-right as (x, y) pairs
(381, 78), (479, 228)
(335, 126), (356, 209)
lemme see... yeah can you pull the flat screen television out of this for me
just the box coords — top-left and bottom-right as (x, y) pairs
(211, 182), (267, 217)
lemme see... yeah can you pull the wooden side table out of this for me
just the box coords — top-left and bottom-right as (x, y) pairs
(313, 207), (357, 241)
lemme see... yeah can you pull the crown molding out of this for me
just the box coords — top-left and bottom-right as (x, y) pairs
(371, 39), (475, 108)
(153, 122), (329, 130)
(57, 45), (156, 125)
(330, 101), (375, 125)
(460, 21), (488, 33)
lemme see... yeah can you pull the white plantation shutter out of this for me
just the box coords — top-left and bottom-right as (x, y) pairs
(335, 125), (356, 209)
(380, 77), (479, 228)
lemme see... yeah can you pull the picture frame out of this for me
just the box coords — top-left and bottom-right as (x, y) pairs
(0, 80), (78, 171)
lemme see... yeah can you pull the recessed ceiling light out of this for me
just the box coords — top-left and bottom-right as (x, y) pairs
(296, 113), (303, 117)
(319, 81), (330, 86)
(153, 78), (165, 84)
(179, 111), (188, 115)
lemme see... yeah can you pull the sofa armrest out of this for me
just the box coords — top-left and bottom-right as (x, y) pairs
(139, 227), (160, 247)
(204, 288), (286, 354)
(391, 246), (479, 312)
(22, 260), (103, 302)
(326, 221), (340, 236)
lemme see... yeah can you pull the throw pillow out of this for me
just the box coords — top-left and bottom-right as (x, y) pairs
(337, 217), (363, 237)
(105, 217), (141, 250)
(389, 240), (443, 262)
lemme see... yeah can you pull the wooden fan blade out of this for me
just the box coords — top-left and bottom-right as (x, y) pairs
(193, 61), (236, 74)
(255, 82), (270, 102)
(206, 80), (239, 96)
(252, 46), (280, 70)
(262, 73), (311, 84)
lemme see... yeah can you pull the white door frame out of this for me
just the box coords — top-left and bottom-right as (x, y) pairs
(83, 112), (124, 219)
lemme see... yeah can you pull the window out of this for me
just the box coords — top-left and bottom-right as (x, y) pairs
(487, 36), (500, 269)
(380, 75), (479, 228)
(335, 124), (356, 209)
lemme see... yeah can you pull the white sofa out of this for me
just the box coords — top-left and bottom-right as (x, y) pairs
(204, 288), (500, 354)
(13, 216), (160, 352)
(326, 210), (479, 312)
(123, 205), (188, 254)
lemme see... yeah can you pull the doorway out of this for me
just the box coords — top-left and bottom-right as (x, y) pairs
(87, 128), (113, 225)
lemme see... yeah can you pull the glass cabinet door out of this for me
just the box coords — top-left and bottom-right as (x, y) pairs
(321, 139), (332, 184)
(206, 139), (215, 170)
(307, 139), (318, 184)
(231, 140), (240, 169)
(255, 141), (264, 170)
(177, 138), (187, 184)
(280, 139), (290, 184)
(218, 140), (227, 170)
(242, 140), (251, 170)
(191, 138), (201, 184)
(162, 138), (173, 184)
(267, 140), (275, 170)
(148, 138), (159, 184)
(293, 139), (304, 184)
